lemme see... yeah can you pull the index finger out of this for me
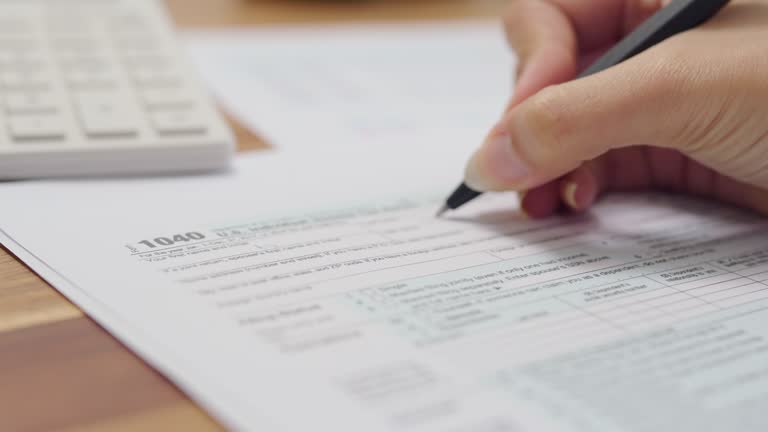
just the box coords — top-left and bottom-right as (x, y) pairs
(503, 0), (661, 107)
(503, 0), (578, 105)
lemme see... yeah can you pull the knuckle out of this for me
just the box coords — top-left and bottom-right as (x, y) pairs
(647, 43), (728, 151)
(644, 46), (694, 98)
(633, 44), (711, 149)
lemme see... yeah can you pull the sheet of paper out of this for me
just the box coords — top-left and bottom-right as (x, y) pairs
(184, 21), (514, 148)
(2, 145), (768, 431)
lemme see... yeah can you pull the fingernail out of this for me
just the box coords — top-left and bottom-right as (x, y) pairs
(465, 133), (530, 191)
(518, 190), (530, 219)
(563, 181), (579, 210)
(641, 0), (659, 10)
(515, 62), (525, 81)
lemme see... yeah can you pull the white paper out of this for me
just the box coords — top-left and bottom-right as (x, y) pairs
(184, 21), (514, 148)
(2, 145), (768, 431)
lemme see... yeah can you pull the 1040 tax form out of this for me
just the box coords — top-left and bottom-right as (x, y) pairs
(1, 146), (767, 431)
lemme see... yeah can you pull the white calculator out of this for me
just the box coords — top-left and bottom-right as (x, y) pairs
(0, 0), (235, 179)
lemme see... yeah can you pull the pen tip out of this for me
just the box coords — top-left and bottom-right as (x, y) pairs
(435, 205), (449, 218)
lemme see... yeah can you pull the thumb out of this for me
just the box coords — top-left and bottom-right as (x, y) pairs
(464, 52), (696, 191)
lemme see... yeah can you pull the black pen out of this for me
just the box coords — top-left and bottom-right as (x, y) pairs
(437, 0), (730, 217)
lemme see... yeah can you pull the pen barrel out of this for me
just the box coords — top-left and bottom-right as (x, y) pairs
(579, 0), (731, 78)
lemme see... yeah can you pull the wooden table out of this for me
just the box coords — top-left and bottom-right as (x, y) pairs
(0, 1), (507, 430)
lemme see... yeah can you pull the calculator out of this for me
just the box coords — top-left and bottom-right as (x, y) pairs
(0, 0), (235, 178)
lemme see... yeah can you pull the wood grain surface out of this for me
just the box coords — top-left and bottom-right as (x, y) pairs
(0, 1), (506, 430)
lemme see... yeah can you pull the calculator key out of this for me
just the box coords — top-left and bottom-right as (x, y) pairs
(0, 48), (45, 65)
(113, 36), (162, 53)
(122, 53), (171, 71)
(4, 60), (50, 74)
(1, 70), (51, 90)
(4, 91), (61, 114)
(51, 37), (104, 53)
(109, 14), (152, 33)
(0, 51), (15, 65)
(58, 55), (111, 74)
(151, 109), (207, 135)
(111, 15), (156, 32)
(140, 88), (195, 110)
(0, 19), (33, 35)
(60, 59), (110, 73)
(45, 16), (95, 36)
(132, 70), (183, 88)
(8, 114), (67, 141)
(0, 37), (38, 51)
(76, 95), (140, 137)
(68, 81), (118, 92)
(65, 69), (118, 90)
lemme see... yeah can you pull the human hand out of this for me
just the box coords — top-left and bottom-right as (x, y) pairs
(465, 0), (768, 217)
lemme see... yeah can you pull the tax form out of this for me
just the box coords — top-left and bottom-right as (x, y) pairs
(1, 145), (768, 431)
(184, 21), (513, 148)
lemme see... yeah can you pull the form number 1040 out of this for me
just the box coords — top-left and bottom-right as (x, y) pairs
(137, 232), (206, 249)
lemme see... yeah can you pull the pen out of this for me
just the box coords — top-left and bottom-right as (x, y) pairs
(437, 0), (731, 217)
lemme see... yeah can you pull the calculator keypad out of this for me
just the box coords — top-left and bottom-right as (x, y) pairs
(8, 114), (67, 141)
(0, 1), (213, 150)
